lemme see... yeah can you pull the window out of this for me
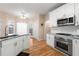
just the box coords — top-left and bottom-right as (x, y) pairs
(16, 23), (28, 35)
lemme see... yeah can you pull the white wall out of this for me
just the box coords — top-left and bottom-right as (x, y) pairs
(44, 15), (51, 40)
(32, 14), (40, 40)
(0, 12), (17, 37)
(31, 14), (46, 40)
(0, 17), (4, 37)
(33, 21), (39, 39)
(0, 11), (33, 37)
(39, 15), (45, 40)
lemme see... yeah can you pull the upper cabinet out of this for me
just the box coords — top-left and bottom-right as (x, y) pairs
(49, 11), (57, 27)
(48, 3), (75, 27)
(74, 3), (79, 26)
(62, 3), (74, 17)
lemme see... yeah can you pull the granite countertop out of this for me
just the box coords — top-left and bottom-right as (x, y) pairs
(0, 34), (30, 42)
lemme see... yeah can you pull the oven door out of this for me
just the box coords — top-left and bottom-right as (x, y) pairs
(55, 40), (72, 56)
(55, 41), (68, 53)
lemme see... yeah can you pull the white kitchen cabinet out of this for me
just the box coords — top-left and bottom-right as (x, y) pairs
(73, 39), (79, 56)
(49, 3), (75, 27)
(46, 34), (55, 48)
(62, 3), (74, 17)
(1, 44), (15, 56)
(49, 12), (57, 27)
(46, 34), (50, 44)
(23, 35), (30, 50)
(50, 34), (55, 47)
(15, 37), (24, 55)
(56, 3), (74, 18)
(0, 35), (30, 56)
(74, 3), (79, 26)
(1, 38), (16, 56)
(1, 37), (23, 56)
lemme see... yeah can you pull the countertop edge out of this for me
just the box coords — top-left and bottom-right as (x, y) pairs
(0, 34), (30, 42)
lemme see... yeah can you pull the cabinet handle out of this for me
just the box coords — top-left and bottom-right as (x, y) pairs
(77, 22), (79, 25)
(75, 40), (77, 44)
(23, 39), (24, 42)
(0, 45), (2, 48)
(14, 42), (17, 46)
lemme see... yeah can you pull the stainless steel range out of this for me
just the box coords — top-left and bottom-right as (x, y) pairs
(55, 33), (72, 56)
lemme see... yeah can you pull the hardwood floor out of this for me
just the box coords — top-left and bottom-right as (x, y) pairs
(24, 38), (64, 56)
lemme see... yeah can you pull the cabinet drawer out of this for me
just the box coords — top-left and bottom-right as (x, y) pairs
(2, 38), (17, 46)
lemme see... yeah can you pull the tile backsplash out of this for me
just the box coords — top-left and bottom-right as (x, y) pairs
(51, 26), (79, 35)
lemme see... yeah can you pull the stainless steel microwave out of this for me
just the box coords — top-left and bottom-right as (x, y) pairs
(57, 17), (75, 26)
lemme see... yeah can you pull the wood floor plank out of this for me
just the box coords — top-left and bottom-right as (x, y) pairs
(24, 38), (64, 56)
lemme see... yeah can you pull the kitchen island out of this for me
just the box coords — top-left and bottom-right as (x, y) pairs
(0, 34), (30, 56)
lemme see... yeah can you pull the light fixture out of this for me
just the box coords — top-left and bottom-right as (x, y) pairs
(19, 10), (30, 19)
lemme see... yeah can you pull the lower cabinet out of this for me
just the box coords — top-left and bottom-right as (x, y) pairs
(73, 39), (79, 56)
(46, 34), (55, 48)
(0, 35), (29, 56)
(23, 36), (30, 50)
(1, 38), (16, 56)
(15, 37), (24, 55)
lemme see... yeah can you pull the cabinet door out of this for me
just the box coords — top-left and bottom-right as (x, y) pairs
(46, 34), (50, 40)
(63, 3), (74, 17)
(56, 3), (74, 19)
(73, 39), (79, 56)
(75, 3), (79, 26)
(23, 36), (30, 50)
(2, 44), (15, 56)
(1, 40), (16, 56)
(46, 34), (50, 45)
(50, 35), (54, 48)
(46, 34), (54, 48)
(49, 4), (74, 27)
(49, 12), (57, 27)
(15, 37), (24, 55)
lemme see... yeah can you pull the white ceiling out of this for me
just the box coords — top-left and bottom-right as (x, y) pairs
(0, 3), (64, 17)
